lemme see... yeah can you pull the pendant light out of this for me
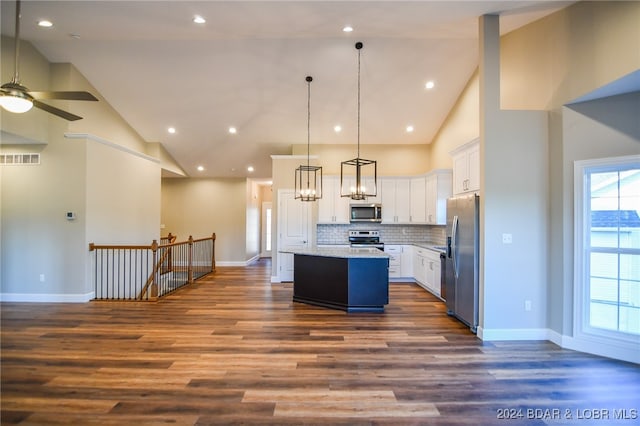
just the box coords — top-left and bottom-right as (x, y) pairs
(295, 76), (322, 201)
(340, 42), (377, 200)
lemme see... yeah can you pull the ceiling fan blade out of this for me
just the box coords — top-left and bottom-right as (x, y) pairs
(33, 100), (83, 121)
(29, 91), (98, 101)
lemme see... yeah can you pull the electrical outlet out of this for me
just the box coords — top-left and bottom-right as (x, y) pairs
(525, 300), (532, 311)
(502, 233), (513, 244)
(39, 274), (45, 283)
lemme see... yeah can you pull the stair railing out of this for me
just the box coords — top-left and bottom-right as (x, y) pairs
(89, 233), (216, 301)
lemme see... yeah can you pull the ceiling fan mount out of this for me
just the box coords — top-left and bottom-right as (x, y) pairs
(0, 0), (98, 121)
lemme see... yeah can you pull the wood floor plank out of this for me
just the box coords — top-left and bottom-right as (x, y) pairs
(2, 258), (639, 425)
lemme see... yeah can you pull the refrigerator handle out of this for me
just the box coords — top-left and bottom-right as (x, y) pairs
(451, 215), (459, 279)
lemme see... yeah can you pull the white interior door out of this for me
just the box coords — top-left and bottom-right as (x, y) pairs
(277, 190), (312, 282)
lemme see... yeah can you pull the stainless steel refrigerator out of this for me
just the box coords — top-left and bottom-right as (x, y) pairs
(445, 193), (479, 333)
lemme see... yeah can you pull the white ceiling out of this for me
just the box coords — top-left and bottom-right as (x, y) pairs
(1, 1), (572, 179)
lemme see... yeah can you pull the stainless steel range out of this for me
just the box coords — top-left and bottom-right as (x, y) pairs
(348, 230), (384, 250)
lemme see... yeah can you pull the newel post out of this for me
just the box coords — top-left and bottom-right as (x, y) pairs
(188, 235), (194, 284)
(150, 239), (159, 298)
(211, 232), (216, 272)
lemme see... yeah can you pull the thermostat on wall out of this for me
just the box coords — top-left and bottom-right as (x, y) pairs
(66, 212), (76, 221)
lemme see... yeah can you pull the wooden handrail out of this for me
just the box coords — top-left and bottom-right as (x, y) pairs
(89, 242), (153, 251)
(89, 233), (216, 301)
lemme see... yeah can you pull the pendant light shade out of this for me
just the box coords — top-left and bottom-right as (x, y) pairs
(341, 42), (377, 200)
(295, 76), (322, 202)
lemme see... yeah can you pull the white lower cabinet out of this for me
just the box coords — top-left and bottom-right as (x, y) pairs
(385, 245), (416, 280)
(412, 246), (441, 297)
(424, 250), (441, 297)
(413, 248), (428, 286)
(385, 245), (402, 278)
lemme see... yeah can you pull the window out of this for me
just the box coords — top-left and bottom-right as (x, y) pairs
(575, 156), (640, 347)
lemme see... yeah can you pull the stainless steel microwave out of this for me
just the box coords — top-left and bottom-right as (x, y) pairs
(350, 204), (382, 222)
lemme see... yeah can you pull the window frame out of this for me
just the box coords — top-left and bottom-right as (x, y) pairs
(573, 155), (640, 350)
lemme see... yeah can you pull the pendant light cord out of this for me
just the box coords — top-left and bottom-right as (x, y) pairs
(357, 45), (361, 160)
(307, 77), (311, 170)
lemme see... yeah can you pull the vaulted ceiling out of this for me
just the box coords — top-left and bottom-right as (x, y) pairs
(1, 1), (572, 178)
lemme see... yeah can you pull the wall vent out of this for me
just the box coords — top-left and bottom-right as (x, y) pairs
(0, 153), (41, 165)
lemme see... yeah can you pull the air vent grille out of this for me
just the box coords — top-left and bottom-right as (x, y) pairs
(0, 153), (41, 165)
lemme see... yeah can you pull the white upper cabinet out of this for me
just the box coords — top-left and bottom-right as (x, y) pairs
(409, 176), (427, 224)
(425, 170), (452, 225)
(317, 176), (350, 224)
(451, 139), (479, 195)
(381, 178), (411, 224)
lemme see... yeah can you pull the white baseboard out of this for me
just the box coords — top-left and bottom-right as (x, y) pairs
(271, 275), (281, 283)
(477, 327), (639, 364)
(0, 292), (94, 303)
(560, 334), (640, 364)
(216, 261), (251, 267)
(478, 327), (552, 341)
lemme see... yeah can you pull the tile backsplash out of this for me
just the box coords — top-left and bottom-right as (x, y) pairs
(317, 223), (446, 245)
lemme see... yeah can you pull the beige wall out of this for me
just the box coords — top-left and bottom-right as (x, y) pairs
(160, 178), (249, 264)
(292, 144), (430, 176)
(501, 1), (640, 110)
(1, 36), (50, 144)
(427, 72), (480, 170)
(1, 39), (162, 301)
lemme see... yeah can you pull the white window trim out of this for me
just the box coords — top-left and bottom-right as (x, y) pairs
(573, 155), (640, 362)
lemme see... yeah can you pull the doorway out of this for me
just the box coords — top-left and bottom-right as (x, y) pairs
(261, 202), (272, 258)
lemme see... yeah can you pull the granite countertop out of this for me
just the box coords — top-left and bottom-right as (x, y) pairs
(280, 246), (391, 259)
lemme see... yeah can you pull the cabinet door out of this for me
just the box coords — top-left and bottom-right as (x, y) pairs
(413, 249), (427, 285)
(467, 143), (480, 192)
(432, 260), (442, 297)
(452, 151), (468, 195)
(381, 178), (397, 223)
(410, 176), (426, 223)
(317, 177), (335, 223)
(394, 178), (411, 223)
(426, 171), (452, 225)
(425, 174), (437, 224)
(424, 252), (437, 293)
(401, 245), (413, 277)
(318, 177), (350, 224)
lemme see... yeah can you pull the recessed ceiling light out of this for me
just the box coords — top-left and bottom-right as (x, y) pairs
(228, 127), (237, 134)
(37, 20), (53, 28)
(406, 125), (414, 133)
(343, 26), (354, 33)
(193, 15), (206, 24)
(425, 80), (435, 90)
(197, 165), (204, 172)
(334, 125), (342, 133)
(168, 127), (176, 134)
(247, 166), (254, 173)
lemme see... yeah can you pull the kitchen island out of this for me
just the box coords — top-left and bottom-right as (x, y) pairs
(281, 247), (390, 313)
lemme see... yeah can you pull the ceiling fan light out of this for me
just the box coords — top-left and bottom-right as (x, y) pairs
(0, 94), (33, 113)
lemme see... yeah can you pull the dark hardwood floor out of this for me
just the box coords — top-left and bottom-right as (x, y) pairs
(2, 258), (639, 425)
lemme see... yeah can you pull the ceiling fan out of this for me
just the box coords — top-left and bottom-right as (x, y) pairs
(0, 0), (98, 121)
